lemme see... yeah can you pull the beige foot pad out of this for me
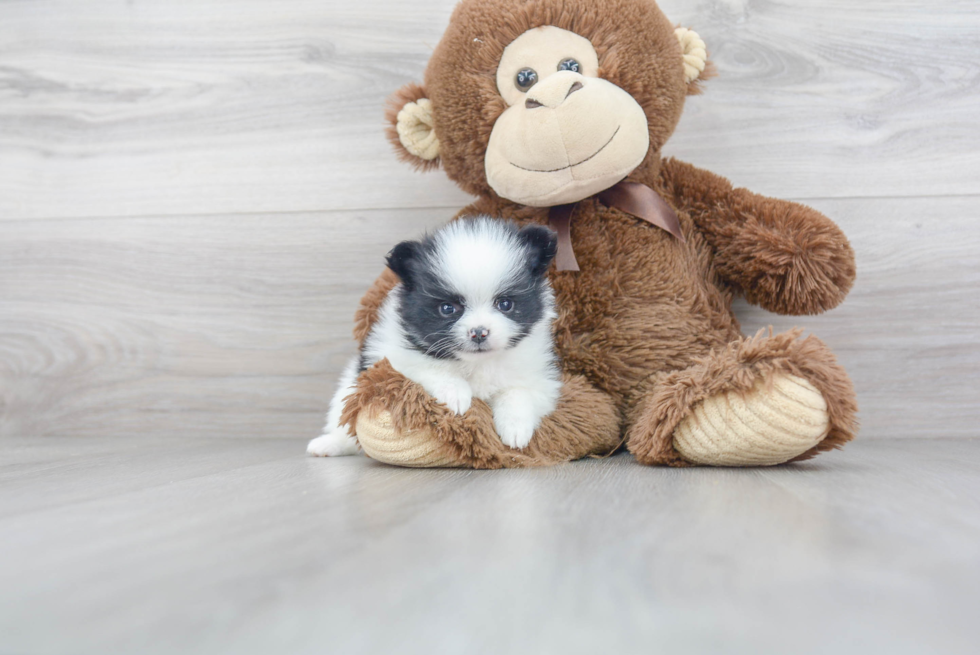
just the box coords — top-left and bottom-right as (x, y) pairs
(673, 373), (830, 466)
(355, 410), (463, 468)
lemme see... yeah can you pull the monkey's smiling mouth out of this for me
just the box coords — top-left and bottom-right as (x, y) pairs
(509, 126), (621, 173)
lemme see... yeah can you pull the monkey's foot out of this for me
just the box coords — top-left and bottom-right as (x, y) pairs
(626, 329), (858, 467)
(672, 373), (829, 466)
(355, 409), (464, 468)
(343, 359), (622, 469)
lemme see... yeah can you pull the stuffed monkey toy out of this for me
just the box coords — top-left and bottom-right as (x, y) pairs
(338, 0), (858, 468)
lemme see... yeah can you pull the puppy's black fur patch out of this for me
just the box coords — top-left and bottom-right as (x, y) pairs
(517, 225), (559, 277)
(385, 241), (421, 290)
(396, 277), (464, 359)
(503, 224), (558, 346)
(385, 219), (558, 359)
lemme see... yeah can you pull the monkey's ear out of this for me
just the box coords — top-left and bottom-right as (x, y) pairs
(385, 82), (441, 171)
(517, 225), (559, 277)
(385, 240), (422, 288)
(675, 27), (715, 95)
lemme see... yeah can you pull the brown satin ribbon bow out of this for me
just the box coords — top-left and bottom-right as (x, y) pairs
(548, 181), (685, 272)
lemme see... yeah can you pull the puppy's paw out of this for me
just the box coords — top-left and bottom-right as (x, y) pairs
(430, 380), (473, 415)
(493, 390), (549, 449)
(307, 430), (360, 457)
(494, 412), (537, 449)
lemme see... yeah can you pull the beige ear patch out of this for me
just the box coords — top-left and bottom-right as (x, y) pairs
(396, 98), (440, 161)
(675, 27), (708, 84)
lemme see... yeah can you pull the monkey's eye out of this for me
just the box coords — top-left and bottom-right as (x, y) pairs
(439, 302), (461, 316)
(515, 68), (538, 91)
(557, 58), (581, 73)
(495, 298), (514, 313)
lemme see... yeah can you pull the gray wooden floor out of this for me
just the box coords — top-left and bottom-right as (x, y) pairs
(2, 438), (979, 654)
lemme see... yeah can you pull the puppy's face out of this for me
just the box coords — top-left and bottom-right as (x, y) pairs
(387, 219), (557, 360)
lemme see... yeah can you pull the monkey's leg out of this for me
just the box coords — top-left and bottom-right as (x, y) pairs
(626, 329), (857, 467)
(342, 360), (622, 469)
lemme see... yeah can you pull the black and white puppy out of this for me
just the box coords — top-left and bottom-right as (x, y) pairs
(307, 217), (561, 456)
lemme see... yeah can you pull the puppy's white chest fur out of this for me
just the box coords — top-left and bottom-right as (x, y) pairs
(456, 332), (556, 400)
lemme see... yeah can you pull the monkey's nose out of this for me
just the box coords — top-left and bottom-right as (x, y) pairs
(468, 327), (490, 344)
(524, 73), (585, 109)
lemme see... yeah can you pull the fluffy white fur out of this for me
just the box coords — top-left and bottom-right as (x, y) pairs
(308, 219), (562, 457)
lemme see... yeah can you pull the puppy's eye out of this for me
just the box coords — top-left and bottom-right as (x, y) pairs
(558, 58), (581, 73)
(515, 68), (538, 91)
(439, 302), (460, 316)
(495, 298), (514, 313)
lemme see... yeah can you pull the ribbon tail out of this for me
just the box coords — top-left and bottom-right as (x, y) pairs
(548, 203), (580, 272)
(600, 181), (686, 243)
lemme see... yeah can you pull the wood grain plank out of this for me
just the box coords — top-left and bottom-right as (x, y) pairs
(0, 0), (473, 220)
(1, 0), (977, 220)
(1, 196), (977, 441)
(1, 438), (978, 654)
(0, 207), (454, 440)
(662, 0), (980, 201)
(0, 436), (300, 517)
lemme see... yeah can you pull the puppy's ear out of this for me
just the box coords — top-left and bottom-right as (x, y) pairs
(385, 82), (440, 171)
(386, 240), (421, 288)
(517, 225), (559, 277)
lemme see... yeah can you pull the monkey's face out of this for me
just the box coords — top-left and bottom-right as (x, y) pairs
(385, 0), (709, 207)
(485, 27), (650, 207)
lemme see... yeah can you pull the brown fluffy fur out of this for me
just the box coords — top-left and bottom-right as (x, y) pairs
(347, 0), (858, 468)
(341, 360), (622, 469)
(626, 328), (859, 466)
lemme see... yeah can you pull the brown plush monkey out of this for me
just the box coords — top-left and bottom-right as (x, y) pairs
(340, 0), (858, 468)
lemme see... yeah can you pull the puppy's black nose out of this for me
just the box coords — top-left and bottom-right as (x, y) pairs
(469, 327), (490, 344)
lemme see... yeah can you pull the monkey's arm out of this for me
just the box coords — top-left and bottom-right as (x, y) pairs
(352, 268), (399, 344)
(659, 157), (855, 316)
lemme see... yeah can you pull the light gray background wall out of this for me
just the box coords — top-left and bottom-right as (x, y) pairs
(1, 0), (978, 442)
